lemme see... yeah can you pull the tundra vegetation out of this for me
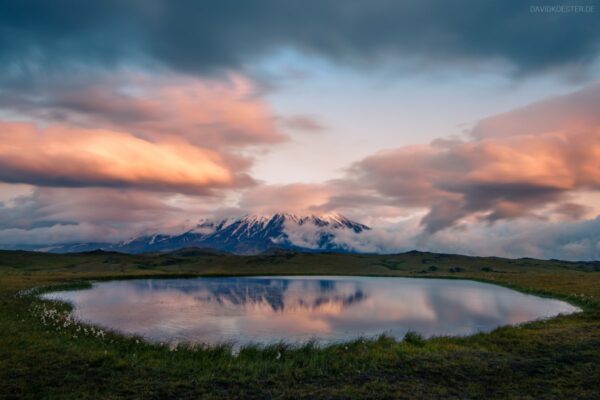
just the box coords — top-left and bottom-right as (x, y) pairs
(1, 249), (599, 399)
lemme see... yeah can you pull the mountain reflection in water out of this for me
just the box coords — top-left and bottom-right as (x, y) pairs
(42, 276), (578, 347)
(144, 278), (367, 312)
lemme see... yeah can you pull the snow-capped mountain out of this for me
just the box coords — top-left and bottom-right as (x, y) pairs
(117, 213), (370, 254)
(40, 213), (371, 255)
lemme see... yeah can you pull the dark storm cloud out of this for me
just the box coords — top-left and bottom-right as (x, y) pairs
(0, 0), (599, 80)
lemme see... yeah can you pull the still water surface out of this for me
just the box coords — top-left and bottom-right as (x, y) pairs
(42, 276), (578, 346)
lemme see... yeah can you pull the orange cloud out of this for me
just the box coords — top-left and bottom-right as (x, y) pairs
(0, 122), (246, 193)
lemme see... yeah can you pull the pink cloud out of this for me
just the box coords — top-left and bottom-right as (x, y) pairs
(346, 84), (600, 232)
(1, 73), (286, 149)
(471, 83), (600, 140)
(0, 122), (251, 193)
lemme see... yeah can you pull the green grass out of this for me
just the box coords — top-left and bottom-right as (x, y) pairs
(1, 249), (599, 399)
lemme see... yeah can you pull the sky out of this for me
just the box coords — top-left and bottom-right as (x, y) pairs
(0, 0), (599, 260)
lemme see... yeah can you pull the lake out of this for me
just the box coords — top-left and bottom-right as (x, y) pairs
(42, 276), (579, 347)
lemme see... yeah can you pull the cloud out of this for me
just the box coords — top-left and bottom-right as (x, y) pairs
(2, 185), (599, 261)
(238, 183), (333, 214)
(277, 214), (600, 261)
(344, 83), (600, 232)
(0, 188), (174, 229)
(471, 83), (600, 139)
(0, 186), (222, 245)
(235, 174), (409, 220)
(1, 0), (599, 81)
(278, 115), (326, 133)
(0, 122), (251, 193)
(0, 73), (286, 149)
(421, 217), (600, 261)
(0, 70), (298, 195)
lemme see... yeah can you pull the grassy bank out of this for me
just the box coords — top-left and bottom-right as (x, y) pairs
(1, 250), (599, 399)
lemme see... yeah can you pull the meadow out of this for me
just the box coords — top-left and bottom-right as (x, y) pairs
(1, 249), (599, 399)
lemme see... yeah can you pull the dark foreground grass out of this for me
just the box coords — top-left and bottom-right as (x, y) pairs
(1, 250), (599, 399)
